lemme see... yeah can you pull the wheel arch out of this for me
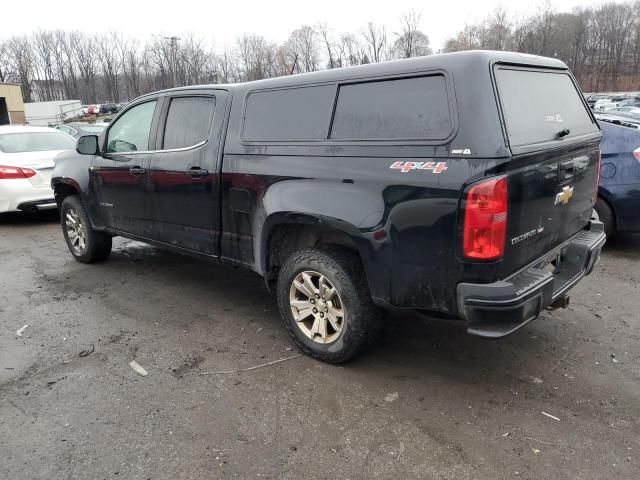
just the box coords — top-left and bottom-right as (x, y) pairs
(258, 212), (376, 288)
(52, 178), (81, 208)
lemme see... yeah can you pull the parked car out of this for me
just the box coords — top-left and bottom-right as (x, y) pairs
(56, 122), (107, 139)
(85, 104), (101, 115)
(586, 94), (610, 108)
(99, 103), (118, 115)
(610, 106), (640, 116)
(52, 51), (606, 362)
(595, 111), (640, 126)
(595, 100), (617, 111)
(0, 126), (75, 214)
(593, 115), (640, 236)
(618, 99), (640, 108)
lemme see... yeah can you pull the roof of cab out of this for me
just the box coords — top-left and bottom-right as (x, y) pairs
(150, 50), (568, 97)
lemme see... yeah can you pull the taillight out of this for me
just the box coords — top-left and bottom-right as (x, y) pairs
(462, 176), (508, 260)
(0, 166), (37, 179)
(633, 147), (640, 162)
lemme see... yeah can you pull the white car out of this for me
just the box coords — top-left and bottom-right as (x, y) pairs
(0, 126), (76, 214)
(594, 99), (617, 111)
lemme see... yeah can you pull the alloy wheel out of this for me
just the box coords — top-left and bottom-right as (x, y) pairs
(65, 208), (87, 254)
(289, 270), (345, 344)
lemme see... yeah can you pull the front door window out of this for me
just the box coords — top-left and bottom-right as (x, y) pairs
(106, 101), (157, 153)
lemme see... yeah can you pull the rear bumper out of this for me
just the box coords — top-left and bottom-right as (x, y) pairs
(0, 179), (55, 214)
(16, 198), (57, 212)
(457, 221), (606, 338)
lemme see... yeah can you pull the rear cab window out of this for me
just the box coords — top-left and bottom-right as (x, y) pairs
(495, 67), (599, 151)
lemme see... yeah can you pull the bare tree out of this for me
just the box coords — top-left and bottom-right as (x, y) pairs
(486, 7), (511, 50)
(6, 36), (34, 102)
(32, 31), (60, 101)
(283, 26), (320, 74)
(6, 1), (640, 104)
(97, 32), (123, 101)
(0, 40), (11, 83)
(236, 34), (277, 80)
(337, 33), (366, 67)
(53, 31), (80, 101)
(216, 47), (239, 83)
(317, 23), (337, 69)
(393, 10), (432, 58)
(362, 22), (388, 63)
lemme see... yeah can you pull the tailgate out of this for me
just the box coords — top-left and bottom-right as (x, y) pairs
(494, 65), (601, 276)
(501, 143), (600, 274)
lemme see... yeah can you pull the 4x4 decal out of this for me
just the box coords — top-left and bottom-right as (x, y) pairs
(389, 161), (448, 174)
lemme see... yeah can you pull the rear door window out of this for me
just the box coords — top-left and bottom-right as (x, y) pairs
(495, 68), (599, 148)
(242, 85), (335, 142)
(330, 75), (452, 140)
(162, 96), (216, 150)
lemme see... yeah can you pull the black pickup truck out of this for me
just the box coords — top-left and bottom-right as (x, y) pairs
(52, 51), (606, 362)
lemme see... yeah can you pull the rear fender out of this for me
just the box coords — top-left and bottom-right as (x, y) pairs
(255, 179), (386, 296)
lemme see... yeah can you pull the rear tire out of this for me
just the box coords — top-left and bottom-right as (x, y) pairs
(594, 197), (615, 237)
(277, 247), (382, 363)
(60, 196), (112, 263)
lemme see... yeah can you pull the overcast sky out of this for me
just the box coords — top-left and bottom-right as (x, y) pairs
(1, 0), (629, 51)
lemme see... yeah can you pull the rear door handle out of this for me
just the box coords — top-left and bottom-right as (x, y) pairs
(187, 167), (209, 177)
(129, 167), (146, 175)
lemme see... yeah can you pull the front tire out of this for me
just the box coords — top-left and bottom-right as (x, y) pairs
(277, 247), (382, 363)
(60, 196), (112, 263)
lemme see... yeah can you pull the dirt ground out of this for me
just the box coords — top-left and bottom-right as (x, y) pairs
(1, 211), (639, 480)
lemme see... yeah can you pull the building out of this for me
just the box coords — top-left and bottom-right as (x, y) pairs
(0, 83), (26, 125)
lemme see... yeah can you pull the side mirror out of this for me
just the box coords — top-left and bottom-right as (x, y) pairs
(76, 135), (100, 155)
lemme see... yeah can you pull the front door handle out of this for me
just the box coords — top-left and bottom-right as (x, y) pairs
(187, 167), (209, 178)
(129, 166), (146, 175)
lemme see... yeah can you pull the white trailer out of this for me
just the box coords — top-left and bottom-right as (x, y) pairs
(24, 100), (83, 127)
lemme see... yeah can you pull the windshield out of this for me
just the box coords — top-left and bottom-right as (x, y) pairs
(495, 68), (599, 148)
(0, 131), (76, 153)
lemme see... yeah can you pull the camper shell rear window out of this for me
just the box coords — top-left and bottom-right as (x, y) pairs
(495, 67), (599, 149)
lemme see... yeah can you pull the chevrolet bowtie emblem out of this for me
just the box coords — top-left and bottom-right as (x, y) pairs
(555, 185), (574, 205)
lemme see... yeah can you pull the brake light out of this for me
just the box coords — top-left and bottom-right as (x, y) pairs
(633, 147), (640, 162)
(462, 176), (508, 260)
(0, 166), (36, 179)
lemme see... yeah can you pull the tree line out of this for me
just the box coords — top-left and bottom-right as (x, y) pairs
(0, 10), (430, 104)
(443, 0), (640, 92)
(1, 1), (639, 105)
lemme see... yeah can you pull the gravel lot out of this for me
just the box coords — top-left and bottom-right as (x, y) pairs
(1, 212), (639, 480)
